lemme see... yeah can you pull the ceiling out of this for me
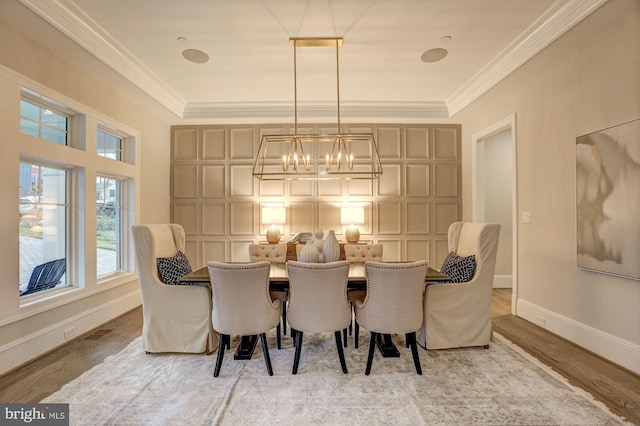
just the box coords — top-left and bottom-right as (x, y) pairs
(9, 0), (605, 120)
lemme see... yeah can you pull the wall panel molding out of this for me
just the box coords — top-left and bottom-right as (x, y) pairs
(171, 123), (461, 266)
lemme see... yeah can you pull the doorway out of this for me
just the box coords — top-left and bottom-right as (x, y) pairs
(472, 114), (518, 315)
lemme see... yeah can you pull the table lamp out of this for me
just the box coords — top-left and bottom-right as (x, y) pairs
(341, 206), (365, 243)
(262, 206), (286, 243)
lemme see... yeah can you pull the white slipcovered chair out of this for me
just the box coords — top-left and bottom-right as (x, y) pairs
(131, 224), (216, 354)
(208, 261), (281, 377)
(354, 260), (428, 375)
(344, 244), (383, 262)
(286, 261), (351, 374)
(417, 222), (500, 350)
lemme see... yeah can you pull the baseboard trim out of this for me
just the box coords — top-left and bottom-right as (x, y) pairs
(516, 298), (640, 375)
(493, 275), (512, 288)
(0, 291), (141, 377)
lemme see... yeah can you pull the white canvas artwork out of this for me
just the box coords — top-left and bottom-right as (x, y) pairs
(576, 118), (640, 280)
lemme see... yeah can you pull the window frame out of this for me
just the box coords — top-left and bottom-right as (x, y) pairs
(97, 125), (123, 161)
(20, 92), (75, 147)
(14, 81), (140, 312)
(96, 173), (131, 279)
(18, 158), (74, 297)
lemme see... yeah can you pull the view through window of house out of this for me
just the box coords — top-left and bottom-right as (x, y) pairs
(19, 162), (68, 296)
(19, 99), (69, 145)
(97, 176), (122, 276)
(97, 128), (122, 160)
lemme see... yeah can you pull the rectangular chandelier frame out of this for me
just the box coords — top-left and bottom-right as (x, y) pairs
(252, 37), (382, 181)
(253, 132), (382, 181)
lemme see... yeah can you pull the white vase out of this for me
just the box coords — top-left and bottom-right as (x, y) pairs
(314, 229), (324, 253)
(314, 229), (324, 259)
(298, 240), (320, 263)
(323, 230), (340, 263)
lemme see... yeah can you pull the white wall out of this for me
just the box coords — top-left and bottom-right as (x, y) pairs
(479, 129), (513, 278)
(456, 0), (640, 373)
(0, 4), (174, 375)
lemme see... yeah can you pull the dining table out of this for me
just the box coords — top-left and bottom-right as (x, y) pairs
(180, 262), (449, 360)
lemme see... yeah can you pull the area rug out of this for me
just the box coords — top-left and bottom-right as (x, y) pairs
(42, 331), (630, 425)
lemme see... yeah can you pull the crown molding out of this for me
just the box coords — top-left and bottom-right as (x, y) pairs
(182, 101), (450, 123)
(446, 0), (607, 117)
(19, 0), (606, 122)
(19, 0), (187, 118)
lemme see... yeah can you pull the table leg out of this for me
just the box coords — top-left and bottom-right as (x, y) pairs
(234, 335), (258, 360)
(375, 333), (400, 357)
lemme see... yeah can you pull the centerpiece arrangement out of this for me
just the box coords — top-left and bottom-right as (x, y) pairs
(298, 229), (340, 263)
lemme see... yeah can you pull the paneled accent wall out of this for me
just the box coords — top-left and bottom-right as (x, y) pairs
(170, 123), (461, 269)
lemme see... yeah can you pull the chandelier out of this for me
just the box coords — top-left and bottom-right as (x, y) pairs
(252, 37), (383, 180)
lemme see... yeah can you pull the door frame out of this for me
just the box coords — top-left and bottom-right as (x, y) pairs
(472, 114), (518, 315)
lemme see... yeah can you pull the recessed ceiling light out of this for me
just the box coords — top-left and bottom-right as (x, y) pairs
(182, 48), (209, 64)
(421, 48), (448, 63)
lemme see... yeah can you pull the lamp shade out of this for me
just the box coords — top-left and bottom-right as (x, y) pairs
(261, 207), (285, 225)
(341, 207), (365, 225)
(262, 207), (285, 243)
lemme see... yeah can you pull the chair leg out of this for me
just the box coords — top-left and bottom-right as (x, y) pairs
(343, 328), (348, 347)
(282, 301), (287, 336)
(365, 331), (377, 375)
(405, 333), (410, 348)
(260, 333), (274, 376)
(291, 329), (298, 347)
(334, 331), (348, 374)
(213, 334), (227, 377)
(408, 332), (422, 375)
(224, 334), (231, 350)
(355, 321), (360, 349)
(348, 302), (353, 336)
(292, 330), (304, 374)
(276, 323), (282, 349)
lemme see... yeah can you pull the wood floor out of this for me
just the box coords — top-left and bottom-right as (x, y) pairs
(1, 289), (638, 424)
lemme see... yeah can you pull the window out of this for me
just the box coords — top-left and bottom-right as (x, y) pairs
(19, 162), (68, 295)
(97, 128), (123, 160)
(96, 176), (124, 277)
(20, 99), (69, 145)
(15, 86), (138, 304)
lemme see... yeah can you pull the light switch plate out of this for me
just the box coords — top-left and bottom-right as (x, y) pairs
(523, 211), (531, 223)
